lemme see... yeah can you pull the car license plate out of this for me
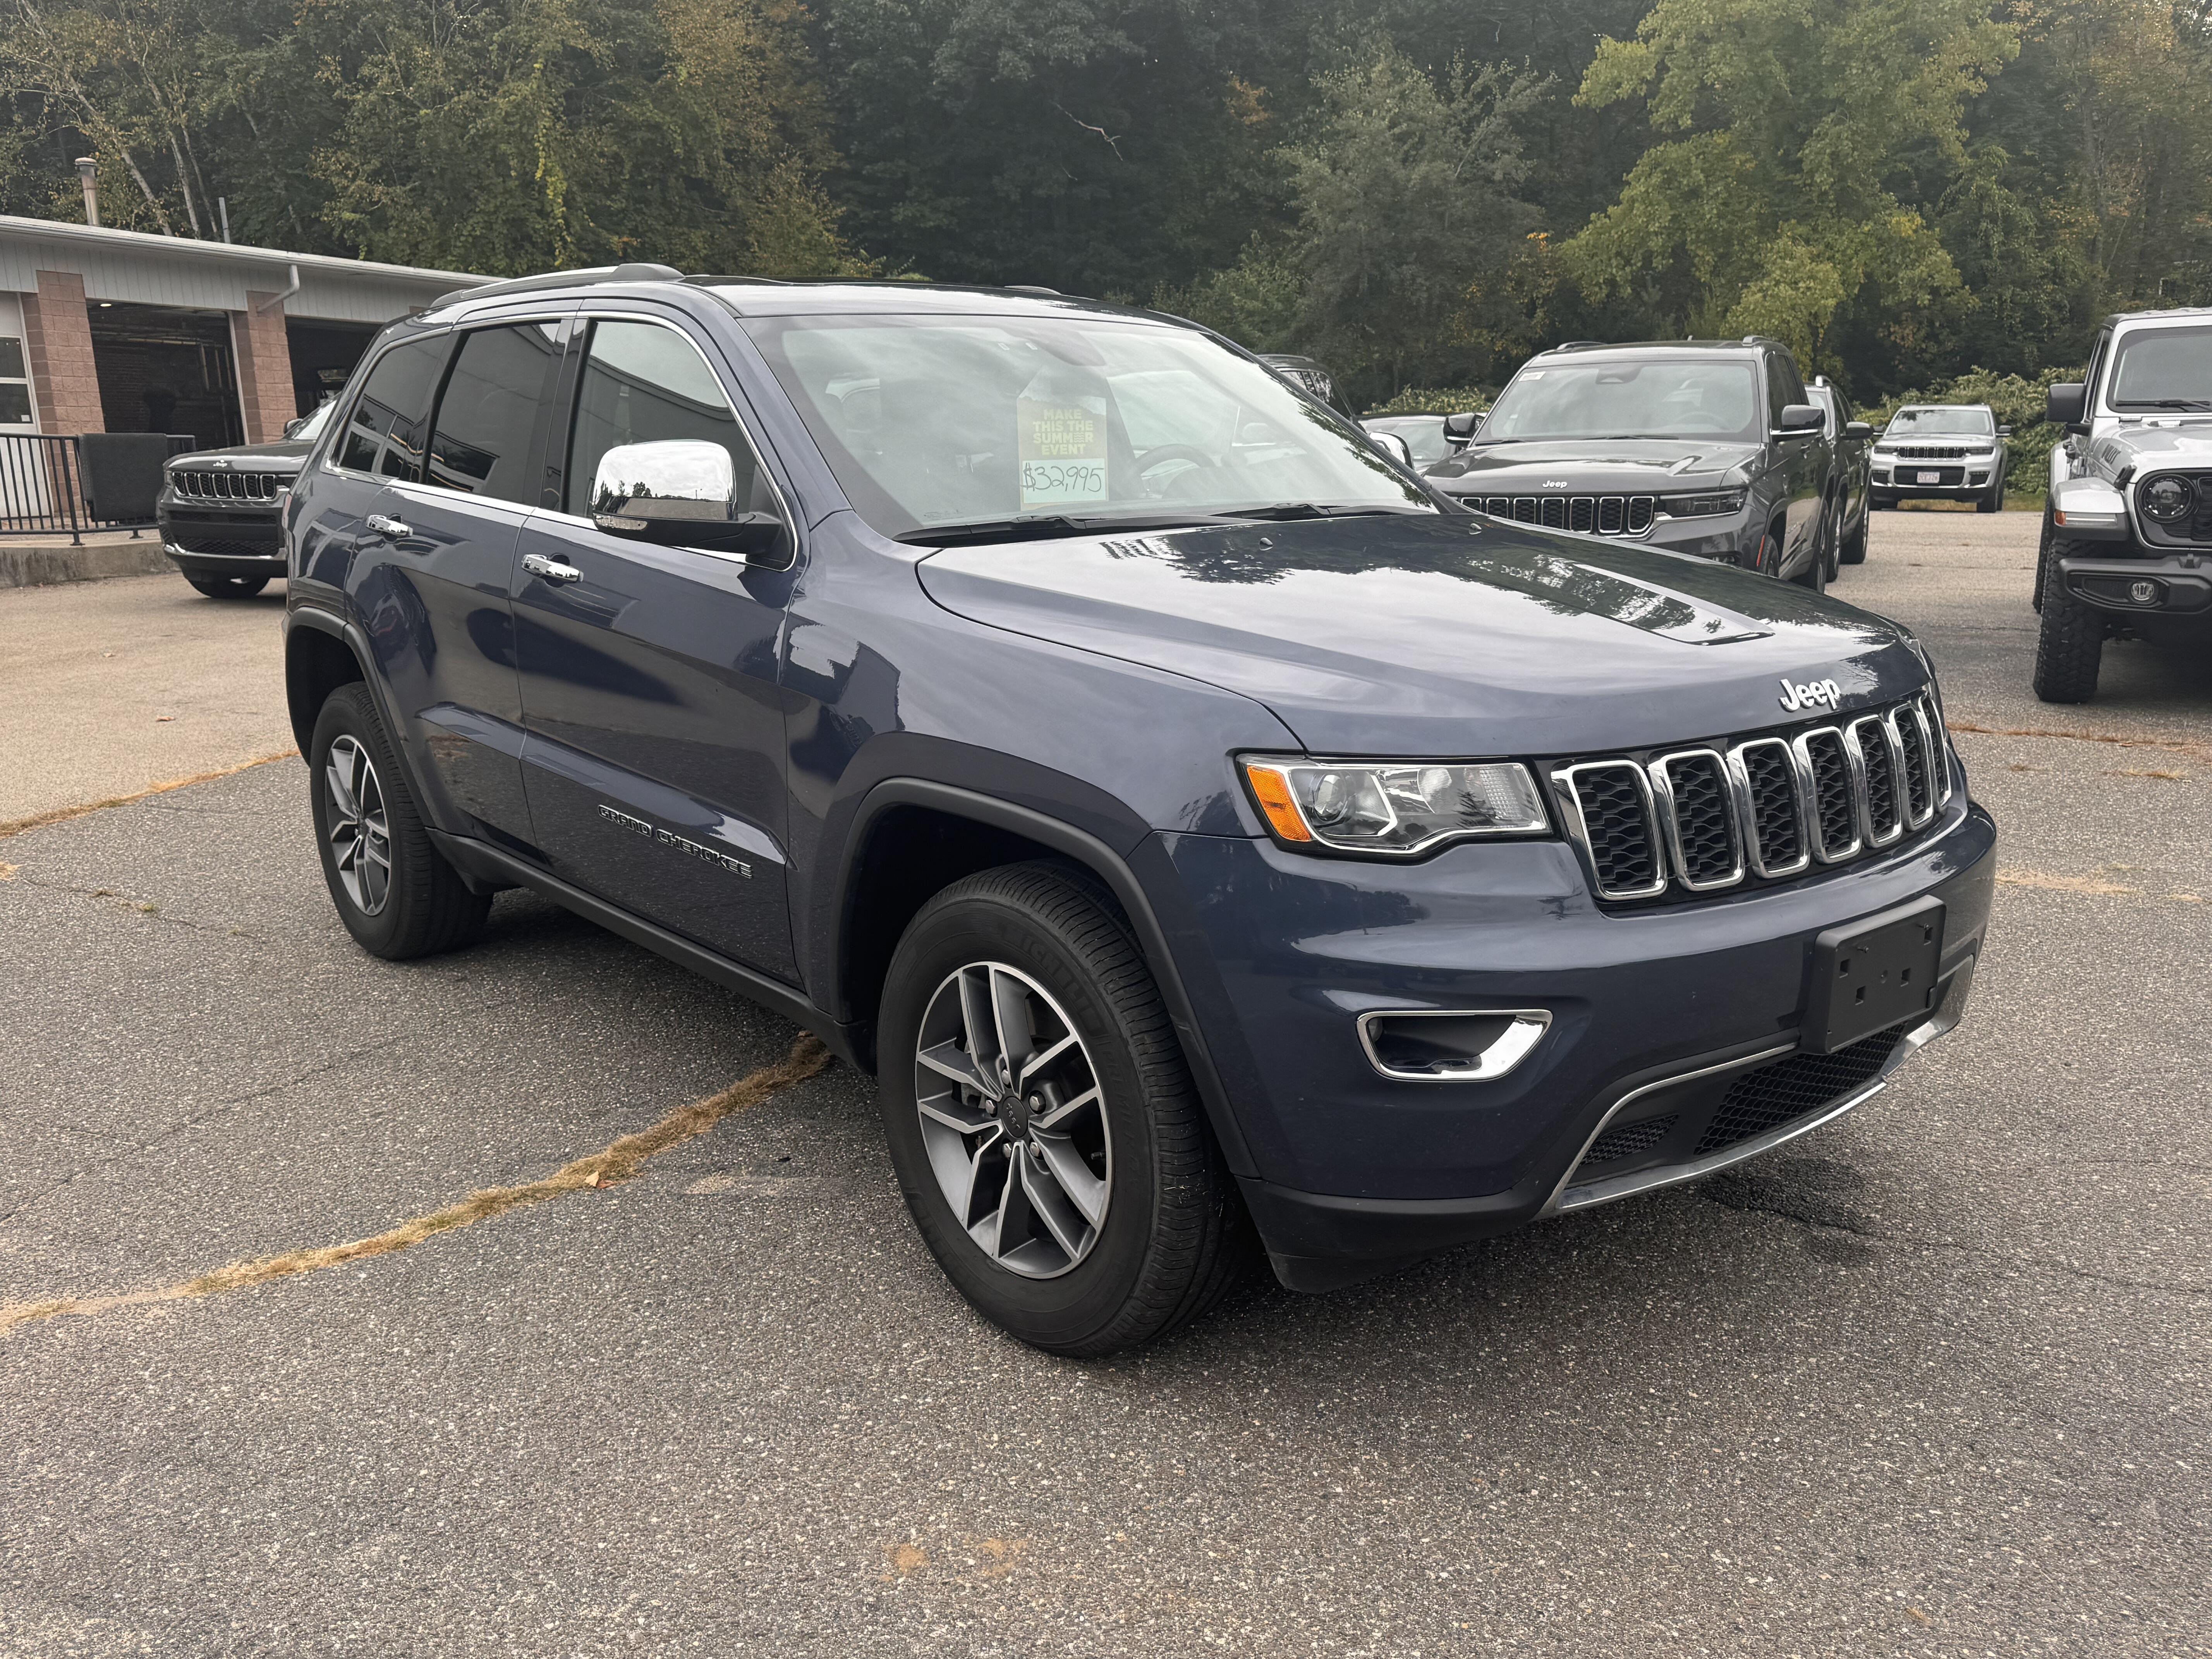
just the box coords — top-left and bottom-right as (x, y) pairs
(1917, 470), (1942, 484)
(1805, 897), (1944, 1054)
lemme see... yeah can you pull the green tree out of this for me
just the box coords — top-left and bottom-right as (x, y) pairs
(1563, 0), (2020, 373)
(1280, 45), (1546, 401)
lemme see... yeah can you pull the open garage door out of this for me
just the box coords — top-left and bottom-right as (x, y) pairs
(88, 301), (243, 450)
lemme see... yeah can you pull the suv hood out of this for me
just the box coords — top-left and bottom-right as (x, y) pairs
(915, 515), (1927, 757)
(1426, 438), (1758, 497)
(2085, 421), (2212, 482)
(169, 438), (312, 471)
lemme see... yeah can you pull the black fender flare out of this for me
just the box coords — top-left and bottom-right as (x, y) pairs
(838, 777), (1258, 1178)
(283, 603), (442, 829)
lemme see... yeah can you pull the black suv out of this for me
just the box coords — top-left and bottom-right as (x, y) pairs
(159, 402), (334, 598)
(1425, 338), (1843, 591)
(281, 268), (1995, 1355)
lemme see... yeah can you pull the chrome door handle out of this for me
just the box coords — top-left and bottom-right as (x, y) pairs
(522, 552), (582, 584)
(364, 513), (412, 539)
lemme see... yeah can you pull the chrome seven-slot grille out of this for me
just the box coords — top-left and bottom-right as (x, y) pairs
(1887, 445), (1972, 460)
(1551, 693), (1950, 902)
(172, 469), (285, 502)
(1475, 493), (1655, 536)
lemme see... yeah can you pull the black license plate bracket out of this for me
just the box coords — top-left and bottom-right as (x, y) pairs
(1805, 896), (1945, 1054)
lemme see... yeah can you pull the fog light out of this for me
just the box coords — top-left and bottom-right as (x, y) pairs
(2131, 579), (2161, 605)
(1357, 1009), (1551, 1082)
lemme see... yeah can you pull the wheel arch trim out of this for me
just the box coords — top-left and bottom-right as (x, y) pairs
(838, 777), (1257, 1177)
(283, 603), (442, 830)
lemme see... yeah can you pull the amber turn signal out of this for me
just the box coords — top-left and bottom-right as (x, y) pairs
(1241, 762), (1313, 842)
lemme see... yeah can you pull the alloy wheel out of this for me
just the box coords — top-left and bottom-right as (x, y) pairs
(324, 734), (393, 916)
(912, 961), (1111, 1278)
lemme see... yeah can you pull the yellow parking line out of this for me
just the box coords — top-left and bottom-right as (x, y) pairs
(0, 1033), (832, 1338)
(0, 750), (299, 841)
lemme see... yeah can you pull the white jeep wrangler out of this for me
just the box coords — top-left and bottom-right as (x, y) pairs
(2037, 309), (2212, 701)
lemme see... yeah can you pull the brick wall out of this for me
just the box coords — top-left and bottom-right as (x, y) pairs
(233, 294), (298, 444)
(19, 270), (103, 437)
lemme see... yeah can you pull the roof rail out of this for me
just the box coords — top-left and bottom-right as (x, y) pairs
(1549, 340), (1607, 351)
(1006, 284), (1061, 296)
(430, 261), (684, 310)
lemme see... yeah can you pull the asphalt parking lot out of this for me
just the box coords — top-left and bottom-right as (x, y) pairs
(2, 514), (2207, 1657)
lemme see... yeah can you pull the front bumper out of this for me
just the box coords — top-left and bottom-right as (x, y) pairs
(158, 499), (287, 579)
(1872, 459), (1998, 498)
(1154, 794), (1997, 1289)
(2057, 551), (2212, 619)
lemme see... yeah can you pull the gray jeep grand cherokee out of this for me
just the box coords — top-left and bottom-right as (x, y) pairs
(280, 268), (1995, 1355)
(1423, 338), (1845, 591)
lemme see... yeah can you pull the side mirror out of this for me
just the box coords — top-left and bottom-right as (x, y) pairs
(591, 439), (788, 562)
(1775, 403), (1824, 437)
(1442, 410), (1481, 441)
(1370, 431), (1413, 467)
(1844, 420), (1874, 440)
(2046, 384), (2086, 427)
(1996, 424), (2013, 438)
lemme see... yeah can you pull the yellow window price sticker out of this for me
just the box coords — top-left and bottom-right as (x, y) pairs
(1018, 396), (1109, 510)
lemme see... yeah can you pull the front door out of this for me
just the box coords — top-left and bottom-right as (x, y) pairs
(512, 313), (799, 981)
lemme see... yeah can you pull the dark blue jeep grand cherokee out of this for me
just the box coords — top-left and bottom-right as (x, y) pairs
(280, 267), (1996, 1355)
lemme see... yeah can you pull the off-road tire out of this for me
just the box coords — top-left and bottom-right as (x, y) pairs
(877, 861), (1255, 1356)
(2031, 536), (2106, 703)
(1790, 502), (1835, 592)
(309, 683), (491, 958)
(187, 574), (269, 599)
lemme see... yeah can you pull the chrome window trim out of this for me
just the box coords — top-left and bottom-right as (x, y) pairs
(1792, 725), (1862, 864)
(1646, 747), (1745, 892)
(1355, 1008), (1553, 1083)
(1549, 759), (1669, 901)
(1845, 714), (1906, 848)
(1724, 735), (1814, 879)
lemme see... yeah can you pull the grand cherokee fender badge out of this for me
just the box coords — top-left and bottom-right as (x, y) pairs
(598, 804), (752, 878)
(1778, 677), (1842, 713)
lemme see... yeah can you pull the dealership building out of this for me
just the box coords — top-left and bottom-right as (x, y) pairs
(0, 215), (480, 452)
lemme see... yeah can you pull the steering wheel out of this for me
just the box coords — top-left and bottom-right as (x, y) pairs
(1134, 443), (1222, 502)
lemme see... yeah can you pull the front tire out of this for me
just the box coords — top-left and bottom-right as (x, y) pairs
(309, 683), (490, 958)
(877, 862), (1252, 1356)
(187, 574), (269, 599)
(2031, 537), (2106, 703)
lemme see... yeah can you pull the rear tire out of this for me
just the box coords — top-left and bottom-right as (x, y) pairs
(187, 574), (269, 599)
(309, 683), (490, 958)
(877, 861), (1254, 1357)
(1839, 500), (1869, 565)
(2031, 536), (2106, 703)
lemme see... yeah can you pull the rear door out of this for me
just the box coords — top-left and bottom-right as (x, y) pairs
(372, 317), (566, 840)
(511, 310), (800, 981)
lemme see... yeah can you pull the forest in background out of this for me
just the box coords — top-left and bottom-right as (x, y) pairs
(3, 0), (2209, 416)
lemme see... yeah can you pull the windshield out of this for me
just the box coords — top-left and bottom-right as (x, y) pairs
(292, 400), (335, 442)
(1364, 416), (1454, 465)
(1477, 359), (1759, 443)
(2110, 326), (2212, 410)
(740, 311), (1432, 538)
(1887, 406), (1994, 435)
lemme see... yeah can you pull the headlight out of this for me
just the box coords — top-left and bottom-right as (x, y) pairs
(1241, 756), (1549, 855)
(2142, 476), (2193, 521)
(1656, 490), (1746, 519)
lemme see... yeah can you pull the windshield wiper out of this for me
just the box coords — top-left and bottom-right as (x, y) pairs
(892, 512), (1249, 546)
(2118, 399), (2212, 412)
(1228, 502), (1425, 521)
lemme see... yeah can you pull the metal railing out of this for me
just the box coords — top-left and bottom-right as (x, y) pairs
(0, 432), (158, 544)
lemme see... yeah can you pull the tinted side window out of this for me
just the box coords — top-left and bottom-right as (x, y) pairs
(428, 323), (563, 504)
(565, 319), (775, 519)
(338, 336), (450, 482)
(1764, 354), (1806, 420)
